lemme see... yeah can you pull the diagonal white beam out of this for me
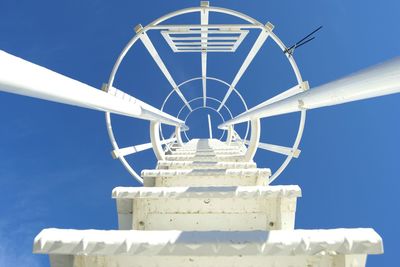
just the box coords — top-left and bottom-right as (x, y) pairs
(219, 57), (400, 128)
(135, 25), (192, 111)
(244, 140), (301, 158)
(218, 22), (274, 111)
(247, 81), (309, 112)
(111, 137), (176, 159)
(0, 50), (185, 127)
(201, 1), (209, 107)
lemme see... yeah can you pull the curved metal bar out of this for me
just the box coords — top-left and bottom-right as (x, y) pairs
(175, 126), (184, 147)
(183, 106), (226, 141)
(269, 110), (306, 183)
(104, 3), (305, 183)
(161, 96), (232, 142)
(105, 112), (143, 184)
(160, 76), (250, 142)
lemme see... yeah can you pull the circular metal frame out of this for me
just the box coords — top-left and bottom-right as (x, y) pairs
(183, 105), (226, 141)
(104, 4), (306, 184)
(159, 76), (250, 144)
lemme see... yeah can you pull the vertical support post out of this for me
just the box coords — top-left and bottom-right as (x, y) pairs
(226, 125), (234, 145)
(150, 121), (165, 160)
(175, 126), (184, 147)
(244, 119), (260, 161)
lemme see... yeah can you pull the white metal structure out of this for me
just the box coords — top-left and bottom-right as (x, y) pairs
(0, 1), (399, 266)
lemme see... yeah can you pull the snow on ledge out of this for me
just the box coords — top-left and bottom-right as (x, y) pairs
(112, 185), (301, 199)
(33, 228), (383, 256)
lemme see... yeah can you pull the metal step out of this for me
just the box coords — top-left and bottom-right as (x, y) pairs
(34, 228), (383, 267)
(171, 149), (243, 156)
(142, 168), (271, 187)
(165, 154), (245, 162)
(113, 185), (301, 231)
(157, 160), (257, 170)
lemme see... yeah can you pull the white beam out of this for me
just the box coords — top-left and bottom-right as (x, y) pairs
(136, 25), (192, 111)
(104, 85), (185, 127)
(148, 24), (262, 30)
(207, 114), (213, 139)
(0, 51), (184, 127)
(219, 57), (400, 128)
(112, 137), (176, 159)
(247, 81), (309, 112)
(201, 1), (209, 107)
(171, 37), (237, 41)
(244, 140), (301, 158)
(218, 22), (274, 111)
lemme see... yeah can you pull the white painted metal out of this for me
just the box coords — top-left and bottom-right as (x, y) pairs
(244, 140), (301, 158)
(34, 134), (383, 266)
(207, 114), (213, 139)
(244, 119), (261, 161)
(11, 2), (391, 266)
(0, 51), (184, 127)
(142, 167), (271, 187)
(220, 57), (400, 127)
(218, 22), (274, 111)
(183, 106), (226, 141)
(135, 25), (192, 111)
(156, 160), (257, 169)
(150, 121), (166, 160)
(175, 126), (184, 147)
(161, 29), (248, 53)
(246, 81), (309, 112)
(35, 228), (382, 267)
(201, 1), (209, 107)
(104, 85), (185, 127)
(159, 76), (250, 143)
(226, 125), (233, 145)
(152, 24), (263, 30)
(111, 137), (176, 159)
(113, 185), (300, 231)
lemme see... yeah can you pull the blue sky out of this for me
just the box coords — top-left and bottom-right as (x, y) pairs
(0, 0), (399, 266)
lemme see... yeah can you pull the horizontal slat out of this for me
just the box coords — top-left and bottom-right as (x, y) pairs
(246, 81), (309, 112)
(165, 30), (245, 35)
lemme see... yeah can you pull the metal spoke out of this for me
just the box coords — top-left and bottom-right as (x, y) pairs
(218, 22), (274, 111)
(0, 51), (184, 127)
(244, 140), (301, 158)
(219, 57), (400, 128)
(136, 25), (193, 111)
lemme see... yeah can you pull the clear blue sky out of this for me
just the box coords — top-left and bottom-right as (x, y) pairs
(0, 0), (399, 266)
